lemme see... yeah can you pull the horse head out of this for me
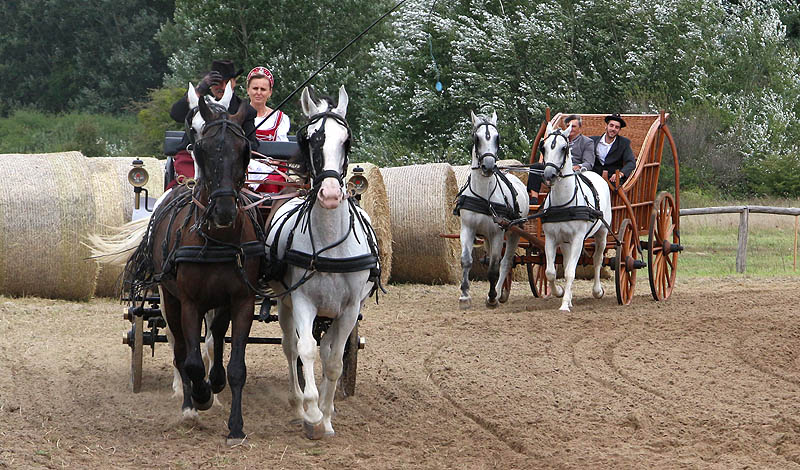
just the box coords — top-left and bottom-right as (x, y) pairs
(541, 121), (573, 186)
(297, 85), (352, 210)
(470, 111), (500, 176)
(188, 81), (250, 228)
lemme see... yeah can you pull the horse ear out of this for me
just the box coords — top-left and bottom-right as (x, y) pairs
(198, 94), (214, 122)
(231, 99), (248, 126)
(546, 122), (554, 134)
(490, 111), (497, 125)
(218, 82), (233, 109)
(301, 87), (319, 117)
(188, 83), (199, 109)
(470, 110), (478, 126)
(335, 85), (349, 118)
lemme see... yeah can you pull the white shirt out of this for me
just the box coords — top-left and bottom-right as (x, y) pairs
(595, 133), (616, 165)
(254, 111), (291, 142)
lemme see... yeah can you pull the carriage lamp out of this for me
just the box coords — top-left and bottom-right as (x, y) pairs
(347, 166), (368, 198)
(128, 159), (150, 210)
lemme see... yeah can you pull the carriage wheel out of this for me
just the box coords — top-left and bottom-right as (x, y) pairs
(337, 323), (359, 398)
(129, 314), (144, 393)
(614, 218), (638, 305)
(525, 247), (551, 298)
(648, 192), (680, 301)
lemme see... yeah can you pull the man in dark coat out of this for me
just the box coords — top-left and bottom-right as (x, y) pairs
(166, 59), (258, 190)
(591, 113), (635, 185)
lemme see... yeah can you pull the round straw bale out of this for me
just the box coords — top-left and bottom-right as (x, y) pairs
(0, 152), (98, 300)
(380, 163), (460, 284)
(347, 162), (392, 285)
(452, 160), (529, 282)
(88, 157), (165, 297)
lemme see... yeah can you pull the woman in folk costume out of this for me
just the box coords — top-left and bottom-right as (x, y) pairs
(246, 66), (292, 194)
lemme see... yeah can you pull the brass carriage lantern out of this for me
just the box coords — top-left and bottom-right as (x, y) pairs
(347, 166), (368, 198)
(128, 159), (150, 210)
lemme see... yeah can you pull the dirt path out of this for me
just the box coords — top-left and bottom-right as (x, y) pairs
(2, 277), (800, 469)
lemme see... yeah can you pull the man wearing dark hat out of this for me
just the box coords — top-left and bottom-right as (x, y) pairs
(166, 59), (258, 190)
(591, 114), (635, 185)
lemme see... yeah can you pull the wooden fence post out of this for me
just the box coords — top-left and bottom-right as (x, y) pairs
(736, 208), (749, 273)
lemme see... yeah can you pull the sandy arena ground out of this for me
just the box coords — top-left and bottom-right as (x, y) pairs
(2, 277), (800, 469)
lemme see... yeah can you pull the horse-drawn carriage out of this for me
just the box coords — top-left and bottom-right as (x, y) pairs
(122, 126), (367, 395)
(502, 110), (683, 305)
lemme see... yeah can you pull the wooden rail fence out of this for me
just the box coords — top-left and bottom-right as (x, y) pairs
(679, 206), (800, 273)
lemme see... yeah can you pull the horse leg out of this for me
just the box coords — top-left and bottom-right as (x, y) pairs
(592, 227), (608, 299)
(159, 286), (183, 399)
(498, 232), (521, 303)
(225, 296), (254, 446)
(278, 299), (305, 423)
(208, 307), (230, 394)
(181, 301), (214, 412)
(560, 237), (581, 312)
(485, 233), (503, 308)
(459, 225), (476, 309)
(544, 235), (563, 299)
(162, 289), (197, 417)
(292, 296), (325, 438)
(317, 309), (359, 438)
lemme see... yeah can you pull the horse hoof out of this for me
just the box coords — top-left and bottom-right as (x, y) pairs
(303, 420), (329, 440)
(559, 305), (571, 312)
(181, 407), (199, 421)
(499, 290), (510, 303)
(554, 286), (565, 298)
(593, 287), (605, 299)
(485, 297), (498, 308)
(226, 435), (247, 447)
(193, 394), (214, 412)
(459, 298), (471, 310)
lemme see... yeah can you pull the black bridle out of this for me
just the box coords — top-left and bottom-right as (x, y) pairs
(472, 120), (500, 169)
(297, 110), (352, 191)
(541, 129), (570, 178)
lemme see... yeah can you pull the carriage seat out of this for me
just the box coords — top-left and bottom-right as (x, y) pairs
(162, 131), (301, 191)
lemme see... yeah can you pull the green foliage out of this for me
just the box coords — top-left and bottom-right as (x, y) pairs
(0, 109), (137, 157)
(132, 87), (188, 156)
(0, 0), (171, 114)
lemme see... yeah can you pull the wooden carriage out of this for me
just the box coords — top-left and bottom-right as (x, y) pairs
(506, 110), (682, 305)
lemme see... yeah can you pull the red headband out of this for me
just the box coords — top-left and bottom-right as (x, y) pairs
(247, 66), (274, 87)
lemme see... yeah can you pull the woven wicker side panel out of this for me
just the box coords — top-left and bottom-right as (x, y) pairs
(0, 152), (99, 300)
(380, 164), (460, 284)
(347, 162), (392, 286)
(452, 161), (528, 281)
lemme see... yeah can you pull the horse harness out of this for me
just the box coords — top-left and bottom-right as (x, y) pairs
(266, 111), (383, 296)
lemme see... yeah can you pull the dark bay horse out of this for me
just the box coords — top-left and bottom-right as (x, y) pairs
(121, 84), (263, 445)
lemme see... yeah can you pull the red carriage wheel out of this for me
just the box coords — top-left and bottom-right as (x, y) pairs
(648, 192), (680, 301)
(614, 218), (638, 305)
(526, 247), (551, 298)
(128, 314), (144, 393)
(337, 322), (360, 398)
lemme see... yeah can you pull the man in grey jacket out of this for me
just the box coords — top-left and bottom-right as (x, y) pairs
(527, 114), (596, 203)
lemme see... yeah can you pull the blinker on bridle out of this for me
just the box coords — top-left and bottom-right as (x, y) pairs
(298, 111), (352, 188)
(472, 120), (500, 168)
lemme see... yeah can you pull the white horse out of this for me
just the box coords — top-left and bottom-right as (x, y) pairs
(266, 85), (379, 439)
(456, 111), (529, 309)
(539, 122), (612, 311)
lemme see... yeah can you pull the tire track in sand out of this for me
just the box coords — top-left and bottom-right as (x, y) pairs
(732, 335), (800, 388)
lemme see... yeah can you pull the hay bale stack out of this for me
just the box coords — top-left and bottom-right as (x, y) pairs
(0, 152), (98, 300)
(88, 157), (165, 297)
(380, 163), (460, 284)
(452, 160), (529, 282)
(347, 162), (392, 285)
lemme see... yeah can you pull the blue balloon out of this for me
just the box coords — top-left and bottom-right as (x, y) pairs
(435, 81), (443, 92)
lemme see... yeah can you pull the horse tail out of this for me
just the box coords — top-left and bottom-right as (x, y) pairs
(86, 216), (150, 267)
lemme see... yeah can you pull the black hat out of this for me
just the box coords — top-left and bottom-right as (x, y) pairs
(604, 113), (627, 128)
(210, 59), (244, 80)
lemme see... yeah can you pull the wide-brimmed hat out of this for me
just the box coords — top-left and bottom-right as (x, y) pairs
(247, 66), (274, 87)
(604, 113), (627, 128)
(210, 59), (244, 80)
